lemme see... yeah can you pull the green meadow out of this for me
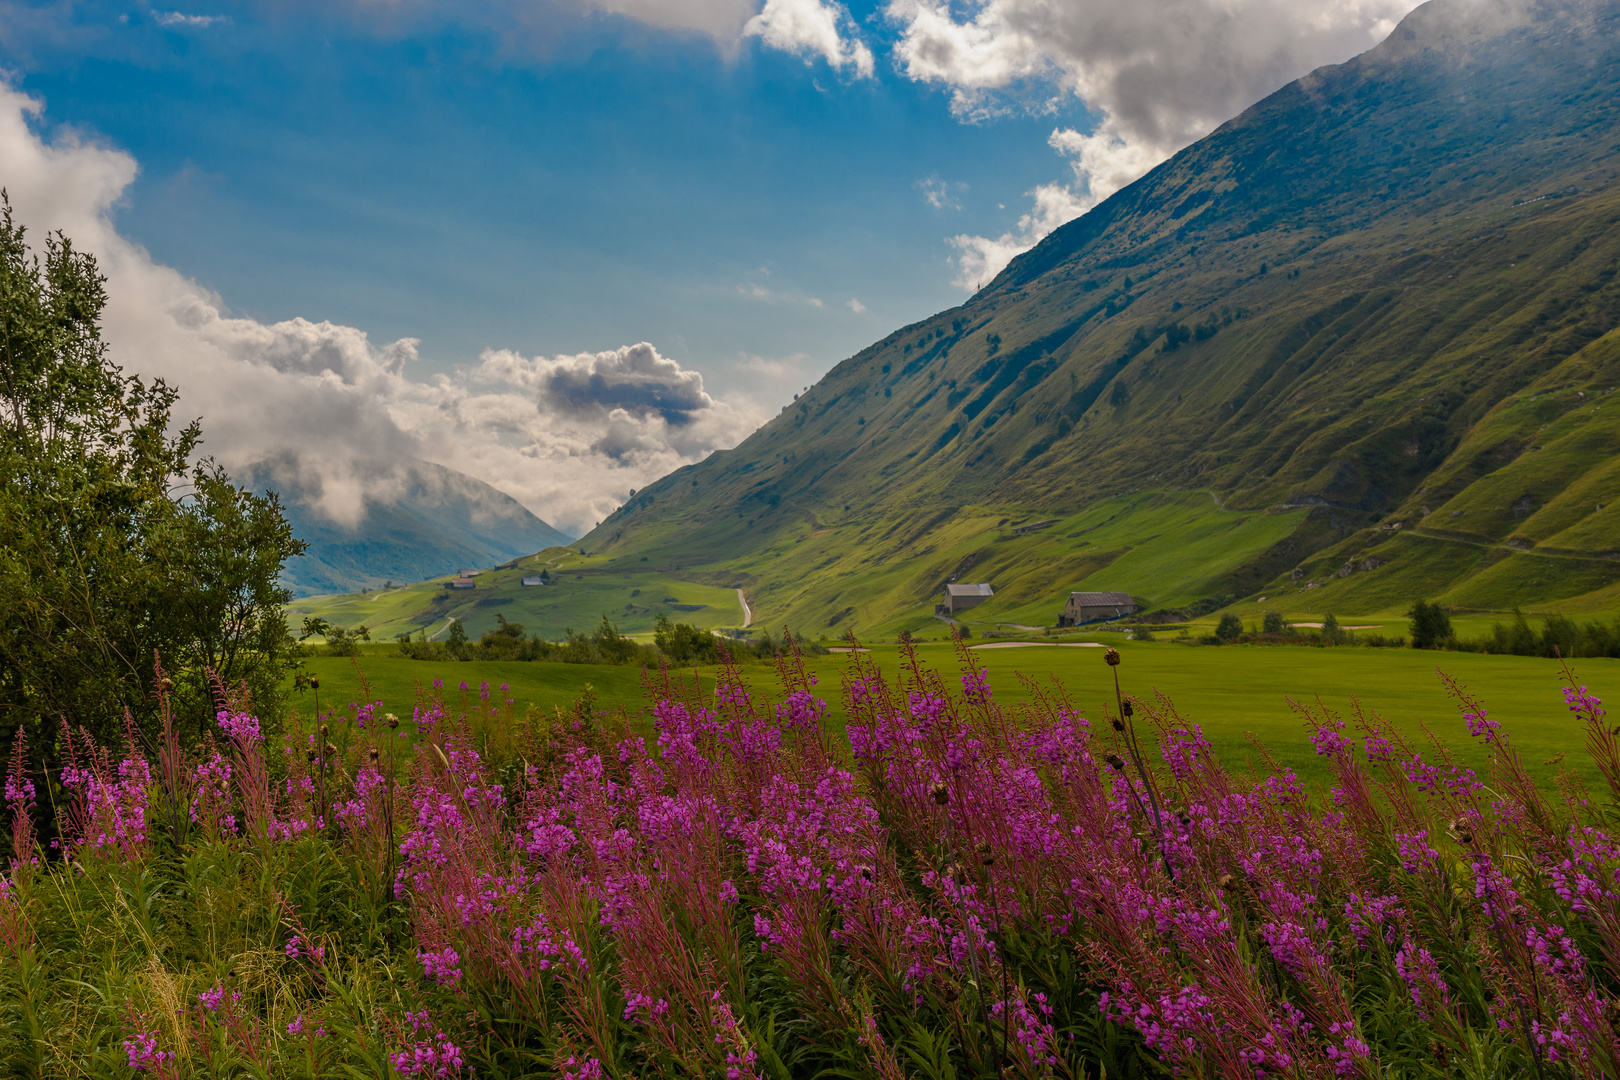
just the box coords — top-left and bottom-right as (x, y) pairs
(296, 637), (1616, 790)
(287, 547), (748, 642)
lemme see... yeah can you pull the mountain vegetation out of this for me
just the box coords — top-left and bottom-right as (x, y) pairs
(0, 198), (304, 743)
(581, 0), (1620, 636)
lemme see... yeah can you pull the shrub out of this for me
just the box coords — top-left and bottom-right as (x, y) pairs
(1407, 600), (1454, 649)
(1215, 613), (1243, 642)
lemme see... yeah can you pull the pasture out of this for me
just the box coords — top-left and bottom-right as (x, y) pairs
(295, 637), (1615, 788)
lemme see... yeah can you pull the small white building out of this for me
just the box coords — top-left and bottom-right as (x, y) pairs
(938, 583), (994, 615)
(1057, 591), (1137, 626)
(449, 579), (476, 590)
(521, 576), (546, 587)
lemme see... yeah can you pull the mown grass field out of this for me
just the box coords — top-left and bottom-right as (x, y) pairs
(295, 638), (1616, 789)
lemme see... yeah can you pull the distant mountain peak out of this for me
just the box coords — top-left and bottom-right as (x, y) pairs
(241, 455), (575, 597)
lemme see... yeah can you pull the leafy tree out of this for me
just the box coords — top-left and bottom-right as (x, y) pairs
(654, 615), (718, 664)
(0, 197), (305, 742)
(445, 618), (469, 659)
(1215, 613), (1243, 642)
(1262, 610), (1289, 635)
(1407, 599), (1453, 649)
(1322, 612), (1345, 644)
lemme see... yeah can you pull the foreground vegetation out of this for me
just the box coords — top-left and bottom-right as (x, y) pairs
(6, 641), (1620, 1077)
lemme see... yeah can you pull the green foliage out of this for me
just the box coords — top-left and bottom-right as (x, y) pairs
(1215, 613), (1243, 642)
(1262, 610), (1289, 635)
(0, 197), (305, 743)
(1407, 600), (1454, 650)
(654, 614), (719, 664)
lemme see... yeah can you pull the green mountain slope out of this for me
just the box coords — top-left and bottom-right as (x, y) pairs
(584, 0), (1620, 635)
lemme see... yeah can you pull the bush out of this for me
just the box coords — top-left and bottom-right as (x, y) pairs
(1407, 599), (1453, 649)
(1262, 610), (1289, 635)
(1215, 613), (1243, 642)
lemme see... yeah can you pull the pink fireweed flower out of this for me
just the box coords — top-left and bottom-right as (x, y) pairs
(215, 708), (261, 747)
(123, 1028), (174, 1073)
(418, 944), (464, 986)
(390, 1011), (465, 1078)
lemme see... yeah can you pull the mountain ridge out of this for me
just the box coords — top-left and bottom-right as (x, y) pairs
(576, 0), (1620, 636)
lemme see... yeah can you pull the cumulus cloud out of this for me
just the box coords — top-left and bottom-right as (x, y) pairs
(0, 82), (760, 535)
(743, 0), (873, 76)
(892, 0), (1419, 286)
(846, 297), (864, 313)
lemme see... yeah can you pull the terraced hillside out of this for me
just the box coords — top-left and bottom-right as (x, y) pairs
(570, 0), (1620, 636)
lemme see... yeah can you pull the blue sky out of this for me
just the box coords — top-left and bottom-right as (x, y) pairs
(9, 1), (1067, 378)
(0, 0), (1415, 531)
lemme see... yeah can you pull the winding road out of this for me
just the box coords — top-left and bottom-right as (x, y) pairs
(737, 589), (752, 628)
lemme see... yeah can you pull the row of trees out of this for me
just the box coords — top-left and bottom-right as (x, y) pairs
(0, 197), (305, 746)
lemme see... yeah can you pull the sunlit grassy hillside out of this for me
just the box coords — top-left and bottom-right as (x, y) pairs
(565, 0), (1620, 635)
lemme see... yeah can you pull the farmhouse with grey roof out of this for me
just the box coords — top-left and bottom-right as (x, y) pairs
(1057, 591), (1137, 626)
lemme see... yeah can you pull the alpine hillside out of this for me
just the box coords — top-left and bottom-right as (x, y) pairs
(580, 0), (1620, 638)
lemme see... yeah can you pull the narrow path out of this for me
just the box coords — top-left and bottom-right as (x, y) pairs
(737, 588), (752, 628)
(1410, 526), (1613, 562)
(427, 617), (458, 642)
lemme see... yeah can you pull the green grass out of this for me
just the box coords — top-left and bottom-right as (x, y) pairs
(299, 639), (1617, 790)
(288, 547), (747, 642)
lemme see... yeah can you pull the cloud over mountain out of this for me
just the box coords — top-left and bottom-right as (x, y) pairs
(890, 0), (1420, 285)
(0, 81), (759, 536)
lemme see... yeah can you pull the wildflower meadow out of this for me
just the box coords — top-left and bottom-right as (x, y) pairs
(3, 638), (1620, 1079)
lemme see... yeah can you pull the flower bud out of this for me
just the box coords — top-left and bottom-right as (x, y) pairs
(309, 678), (320, 690)
(1105, 753), (1125, 771)
(385, 713), (400, 730)
(930, 781), (949, 806)
(1104, 648), (1121, 667)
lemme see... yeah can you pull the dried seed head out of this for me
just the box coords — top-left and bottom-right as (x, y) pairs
(1110, 717), (1125, 732)
(367, 747), (379, 764)
(975, 840), (994, 866)
(1452, 818), (1474, 845)
(858, 865), (873, 881)
(1104, 648), (1121, 667)
(1105, 753), (1126, 771)
(385, 713), (400, 730)
(309, 678), (320, 690)
(930, 782), (949, 806)
(159, 677), (174, 693)
(1218, 873), (1235, 891)
(1176, 810), (1192, 827)
(319, 724), (329, 739)
(324, 743), (338, 758)
(1121, 700), (1134, 718)
(306, 749), (318, 764)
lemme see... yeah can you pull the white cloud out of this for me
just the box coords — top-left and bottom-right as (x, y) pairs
(0, 82), (761, 536)
(917, 174), (961, 210)
(743, 0), (874, 76)
(584, 0), (760, 43)
(890, 0), (1420, 288)
(947, 181), (1087, 290)
(154, 11), (229, 28)
(847, 297), (865, 313)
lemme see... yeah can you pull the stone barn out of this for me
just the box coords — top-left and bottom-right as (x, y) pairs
(1057, 591), (1137, 626)
(937, 583), (994, 615)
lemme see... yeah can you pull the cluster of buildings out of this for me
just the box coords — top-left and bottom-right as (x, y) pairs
(936, 583), (1139, 626)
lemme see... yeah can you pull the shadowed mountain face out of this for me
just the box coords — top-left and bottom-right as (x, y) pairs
(243, 457), (574, 598)
(580, 0), (1620, 633)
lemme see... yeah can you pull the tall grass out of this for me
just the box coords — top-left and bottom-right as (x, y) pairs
(3, 637), (1619, 1077)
